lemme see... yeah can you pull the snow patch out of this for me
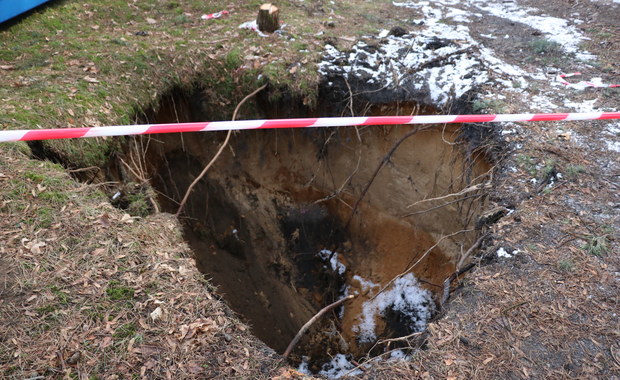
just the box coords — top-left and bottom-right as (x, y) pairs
(467, 0), (594, 60)
(353, 273), (434, 343)
(497, 247), (519, 258)
(352, 274), (380, 292)
(318, 354), (362, 378)
(318, 249), (346, 275)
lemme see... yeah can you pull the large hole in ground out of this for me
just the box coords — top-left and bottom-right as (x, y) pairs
(125, 86), (492, 373)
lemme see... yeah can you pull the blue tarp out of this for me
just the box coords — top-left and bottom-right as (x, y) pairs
(0, 0), (52, 24)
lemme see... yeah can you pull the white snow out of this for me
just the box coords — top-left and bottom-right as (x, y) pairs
(318, 249), (346, 275)
(318, 354), (362, 378)
(606, 141), (620, 153)
(468, 0), (594, 60)
(497, 247), (519, 258)
(564, 98), (598, 113)
(298, 359), (311, 375)
(352, 274), (380, 292)
(353, 273), (434, 343)
(389, 349), (411, 360)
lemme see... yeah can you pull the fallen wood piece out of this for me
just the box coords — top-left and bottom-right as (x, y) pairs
(283, 294), (355, 358)
(257, 3), (279, 33)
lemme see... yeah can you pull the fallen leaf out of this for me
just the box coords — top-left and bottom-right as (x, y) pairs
(101, 336), (113, 348)
(83, 76), (99, 83)
(0, 65), (14, 70)
(150, 306), (163, 322)
(146, 18), (157, 24)
(30, 241), (46, 254)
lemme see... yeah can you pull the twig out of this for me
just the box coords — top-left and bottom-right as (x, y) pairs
(366, 331), (425, 354)
(440, 235), (485, 309)
(175, 84), (267, 217)
(611, 345), (620, 367)
(501, 301), (529, 315)
(406, 182), (492, 208)
(400, 193), (482, 218)
(313, 127), (363, 205)
(346, 125), (433, 228)
(67, 166), (100, 173)
(456, 234), (486, 270)
(283, 294), (355, 358)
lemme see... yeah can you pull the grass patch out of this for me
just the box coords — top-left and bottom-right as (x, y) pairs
(106, 281), (135, 300)
(529, 38), (562, 55)
(516, 154), (537, 176)
(558, 259), (575, 272)
(582, 235), (609, 256)
(50, 285), (71, 305)
(39, 191), (70, 204)
(565, 164), (585, 179)
(113, 322), (137, 340)
(472, 98), (505, 113)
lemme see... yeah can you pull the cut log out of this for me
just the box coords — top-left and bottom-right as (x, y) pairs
(257, 3), (279, 33)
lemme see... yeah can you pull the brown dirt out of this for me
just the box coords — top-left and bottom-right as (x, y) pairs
(128, 94), (491, 369)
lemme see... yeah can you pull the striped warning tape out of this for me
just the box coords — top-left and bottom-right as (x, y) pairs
(1, 112), (619, 143)
(556, 72), (620, 89)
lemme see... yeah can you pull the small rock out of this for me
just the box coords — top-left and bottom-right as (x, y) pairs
(224, 333), (232, 342)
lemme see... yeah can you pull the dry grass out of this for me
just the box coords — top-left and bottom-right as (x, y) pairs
(0, 145), (282, 378)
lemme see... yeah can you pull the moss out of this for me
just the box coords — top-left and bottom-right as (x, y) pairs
(35, 206), (55, 228)
(39, 191), (70, 205)
(50, 285), (71, 305)
(113, 322), (137, 340)
(106, 281), (135, 300)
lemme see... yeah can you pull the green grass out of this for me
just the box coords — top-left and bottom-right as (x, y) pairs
(565, 164), (585, 179)
(529, 38), (562, 55)
(113, 322), (137, 340)
(516, 154), (537, 176)
(106, 281), (135, 300)
(472, 98), (505, 113)
(35, 206), (55, 228)
(50, 285), (71, 305)
(558, 259), (575, 272)
(582, 235), (609, 256)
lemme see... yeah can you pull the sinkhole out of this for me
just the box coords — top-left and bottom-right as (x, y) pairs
(120, 85), (494, 373)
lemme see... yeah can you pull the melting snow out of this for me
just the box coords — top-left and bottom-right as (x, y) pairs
(353, 273), (434, 343)
(497, 247), (520, 258)
(318, 249), (346, 275)
(318, 354), (362, 378)
(467, 0), (594, 60)
(352, 274), (380, 293)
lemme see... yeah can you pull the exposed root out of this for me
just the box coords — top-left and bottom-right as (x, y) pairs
(175, 84), (267, 217)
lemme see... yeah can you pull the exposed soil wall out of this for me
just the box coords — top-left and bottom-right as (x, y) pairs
(123, 85), (492, 368)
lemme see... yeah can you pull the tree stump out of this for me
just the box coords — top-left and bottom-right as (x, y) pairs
(257, 3), (279, 33)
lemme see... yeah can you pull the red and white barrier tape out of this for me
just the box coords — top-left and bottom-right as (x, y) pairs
(557, 72), (620, 89)
(201, 10), (229, 20)
(1, 112), (619, 143)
